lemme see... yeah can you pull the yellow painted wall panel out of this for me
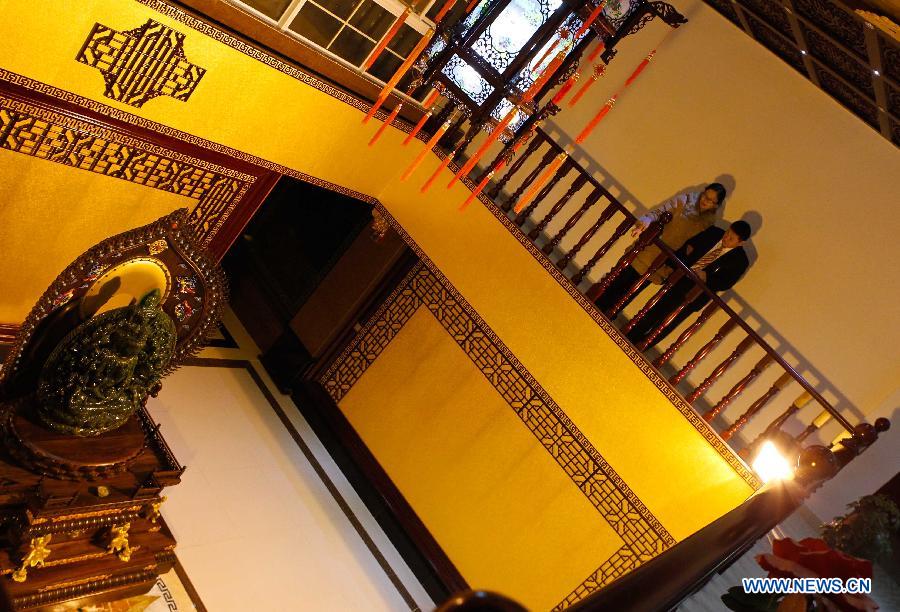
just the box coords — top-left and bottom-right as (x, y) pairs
(0, 149), (190, 321)
(340, 308), (624, 610)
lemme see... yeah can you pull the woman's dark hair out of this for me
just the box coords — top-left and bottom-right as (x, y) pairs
(704, 182), (727, 205)
(730, 220), (752, 241)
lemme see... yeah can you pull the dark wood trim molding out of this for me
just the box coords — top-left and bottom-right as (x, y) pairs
(292, 379), (468, 600)
(167, 0), (426, 125)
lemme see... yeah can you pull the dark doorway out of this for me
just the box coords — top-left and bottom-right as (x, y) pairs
(223, 176), (373, 352)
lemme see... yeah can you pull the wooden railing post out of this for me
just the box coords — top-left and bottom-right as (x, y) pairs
(542, 189), (600, 255)
(621, 269), (686, 335)
(653, 303), (717, 368)
(528, 174), (588, 239)
(514, 161), (572, 226)
(582, 211), (671, 299)
(687, 335), (755, 405)
(487, 136), (541, 200)
(703, 354), (774, 422)
(505, 147), (555, 213)
(637, 284), (705, 350)
(739, 391), (813, 459)
(670, 318), (738, 385)
(721, 371), (793, 441)
(606, 251), (669, 319)
(556, 202), (617, 269)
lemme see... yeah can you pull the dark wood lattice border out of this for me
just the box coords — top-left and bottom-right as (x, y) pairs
(321, 258), (680, 607)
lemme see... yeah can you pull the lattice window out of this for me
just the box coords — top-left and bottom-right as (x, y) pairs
(471, 0), (563, 74)
(442, 54), (495, 103)
(229, 0), (435, 89)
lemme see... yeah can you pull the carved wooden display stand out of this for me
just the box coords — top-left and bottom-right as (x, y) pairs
(0, 209), (225, 610)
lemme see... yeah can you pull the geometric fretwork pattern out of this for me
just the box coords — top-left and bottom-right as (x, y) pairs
(77, 20), (206, 108)
(322, 262), (676, 608)
(0, 95), (249, 245)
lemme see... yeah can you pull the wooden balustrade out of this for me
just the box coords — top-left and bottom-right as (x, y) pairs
(528, 174), (588, 239)
(573, 217), (638, 285)
(514, 161), (573, 226)
(542, 189), (601, 255)
(504, 147), (556, 213)
(556, 201), (618, 269)
(670, 318), (738, 385)
(686, 335), (755, 405)
(487, 137), (542, 200)
(653, 303), (717, 368)
(795, 409), (832, 443)
(703, 353), (774, 422)
(721, 371), (793, 441)
(607, 252), (669, 319)
(423, 119), (860, 448)
(739, 391), (813, 459)
(637, 284), (704, 350)
(621, 268), (686, 335)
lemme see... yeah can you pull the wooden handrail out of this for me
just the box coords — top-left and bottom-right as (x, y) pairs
(529, 128), (854, 434)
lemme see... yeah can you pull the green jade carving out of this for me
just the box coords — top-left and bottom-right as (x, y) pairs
(36, 289), (176, 436)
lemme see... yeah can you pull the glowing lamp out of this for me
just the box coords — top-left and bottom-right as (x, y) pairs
(751, 441), (794, 483)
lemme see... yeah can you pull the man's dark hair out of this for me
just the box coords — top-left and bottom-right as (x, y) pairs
(705, 182), (727, 205)
(730, 220), (751, 241)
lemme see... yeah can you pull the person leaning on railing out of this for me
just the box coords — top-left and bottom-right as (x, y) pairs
(591, 183), (727, 312)
(626, 220), (752, 349)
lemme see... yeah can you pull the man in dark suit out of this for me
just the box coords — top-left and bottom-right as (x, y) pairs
(625, 220), (752, 349)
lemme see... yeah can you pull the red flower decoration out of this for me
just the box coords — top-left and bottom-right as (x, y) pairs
(756, 537), (878, 611)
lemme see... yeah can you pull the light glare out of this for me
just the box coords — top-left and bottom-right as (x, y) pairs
(752, 441), (794, 483)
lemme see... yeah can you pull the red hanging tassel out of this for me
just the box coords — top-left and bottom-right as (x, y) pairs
(401, 119), (450, 181)
(365, 29), (434, 123)
(626, 50), (656, 86)
(574, 0), (608, 39)
(575, 95), (616, 145)
(422, 149), (456, 192)
(588, 41), (606, 62)
(369, 102), (402, 146)
(568, 63), (605, 107)
(552, 72), (579, 105)
(448, 107), (518, 187)
(514, 152), (568, 213)
(363, 9), (409, 70)
(433, 0), (457, 23)
(404, 112), (431, 145)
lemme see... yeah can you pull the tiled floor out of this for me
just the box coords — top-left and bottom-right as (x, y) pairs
(146, 309), (432, 611)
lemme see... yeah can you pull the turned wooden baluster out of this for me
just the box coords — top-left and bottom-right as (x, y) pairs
(605, 251), (670, 319)
(542, 189), (601, 255)
(653, 303), (717, 368)
(686, 335), (756, 404)
(557, 201), (617, 269)
(670, 317), (738, 385)
(504, 147), (556, 212)
(488, 136), (542, 200)
(721, 371), (793, 440)
(514, 161), (573, 226)
(738, 391), (812, 459)
(580, 212), (670, 289)
(637, 285), (706, 350)
(795, 409), (832, 443)
(528, 174), (588, 239)
(620, 269), (686, 334)
(574, 218), (636, 286)
(703, 353), (775, 422)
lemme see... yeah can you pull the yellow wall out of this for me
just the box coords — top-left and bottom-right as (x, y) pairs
(0, 149), (190, 321)
(544, 1), (900, 427)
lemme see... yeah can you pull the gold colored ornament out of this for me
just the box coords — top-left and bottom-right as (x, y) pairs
(12, 535), (52, 582)
(148, 239), (168, 255)
(107, 523), (133, 562)
(144, 496), (167, 524)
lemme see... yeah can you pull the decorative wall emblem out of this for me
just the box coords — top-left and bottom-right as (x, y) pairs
(76, 19), (206, 108)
